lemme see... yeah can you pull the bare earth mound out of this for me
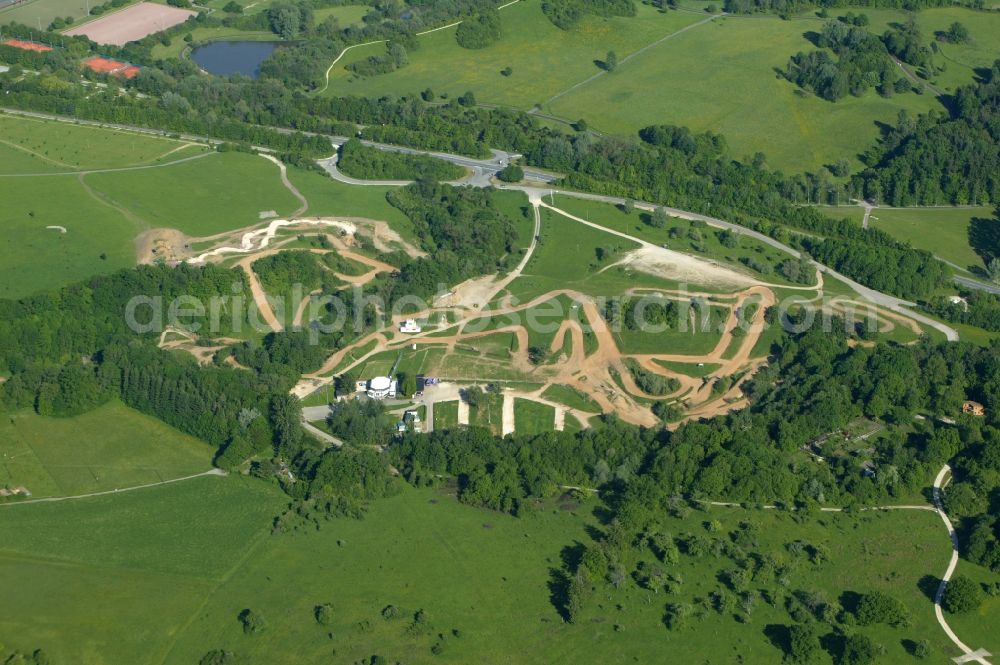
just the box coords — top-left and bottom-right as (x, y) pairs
(612, 245), (757, 290)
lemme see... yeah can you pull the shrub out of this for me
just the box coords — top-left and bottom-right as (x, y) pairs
(497, 164), (524, 182)
(942, 576), (983, 614)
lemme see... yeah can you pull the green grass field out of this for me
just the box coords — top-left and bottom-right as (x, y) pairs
(0, 169), (141, 297)
(506, 207), (642, 301)
(869, 206), (994, 272)
(0, 131), (424, 300)
(286, 166), (421, 245)
(83, 151), (301, 236)
(312, 3), (367, 26)
(491, 188), (536, 249)
(1, 0), (94, 27)
(513, 397), (554, 434)
(613, 302), (727, 355)
(0, 476), (991, 664)
(317, 1), (999, 174)
(0, 114), (207, 172)
(540, 383), (602, 412)
(818, 204), (994, 273)
(553, 196), (803, 285)
(0, 400), (215, 498)
(432, 399), (458, 430)
(323, 1), (706, 109)
(0, 117), (212, 298)
(0, 143), (305, 297)
(910, 7), (1000, 93)
(546, 13), (943, 173)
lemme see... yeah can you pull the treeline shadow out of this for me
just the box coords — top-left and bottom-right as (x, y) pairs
(968, 210), (1000, 274)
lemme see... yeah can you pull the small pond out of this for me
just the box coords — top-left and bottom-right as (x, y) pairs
(191, 41), (279, 78)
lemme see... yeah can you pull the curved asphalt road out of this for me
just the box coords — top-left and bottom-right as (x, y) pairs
(0, 107), (962, 339)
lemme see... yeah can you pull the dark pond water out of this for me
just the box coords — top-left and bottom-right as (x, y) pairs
(191, 41), (279, 78)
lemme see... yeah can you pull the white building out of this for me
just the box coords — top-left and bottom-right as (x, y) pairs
(367, 376), (397, 399)
(399, 319), (422, 333)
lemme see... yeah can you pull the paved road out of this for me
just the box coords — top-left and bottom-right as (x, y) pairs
(708, 463), (991, 665)
(955, 275), (1000, 295)
(931, 465), (994, 664)
(327, 136), (558, 185)
(301, 405), (345, 447)
(1, 106), (964, 337)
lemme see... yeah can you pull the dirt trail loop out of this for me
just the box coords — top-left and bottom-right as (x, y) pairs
(226, 230), (399, 335)
(237, 254), (285, 333)
(301, 272), (773, 427)
(293, 191), (922, 427)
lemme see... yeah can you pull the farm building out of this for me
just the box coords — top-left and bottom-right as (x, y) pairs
(963, 401), (985, 417)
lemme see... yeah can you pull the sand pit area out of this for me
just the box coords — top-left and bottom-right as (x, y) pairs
(65, 2), (196, 45)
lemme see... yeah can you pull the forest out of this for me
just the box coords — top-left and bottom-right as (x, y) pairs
(924, 290), (1000, 332)
(388, 318), (1000, 576)
(379, 181), (522, 303)
(0, 265), (308, 467)
(856, 61), (1000, 206)
(783, 20), (906, 101)
(454, 7), (502, 48)
(541, 0), (636, 30)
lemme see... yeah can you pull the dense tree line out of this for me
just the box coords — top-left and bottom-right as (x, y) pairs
(252, 250), (342, 295)
(604, 295), (680, 332)
(882, 16), (931, 66)
(783, 20), (906, 101)
(624, 359), (681, 395)
(0, 76), (330, 162)
(945, 425), (1000, 574)
(379, 181), (521, 302)
(346, 40), (410, 77)
(800, 234), (947, 297)
(541, 0), (635, 30)
(336, 138), (465, 181)
(0, 265), (308, 461)
(723, 0), (980, 15)
(455, 7), (502, 48)
(924, 290), (1000, 332)
(389, 317), (1000, 579)
(0, 263), (247, 373)
(857, 61), (1000, 205)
